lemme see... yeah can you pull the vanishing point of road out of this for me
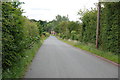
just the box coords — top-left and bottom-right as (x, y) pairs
(25, 36), (118, 78)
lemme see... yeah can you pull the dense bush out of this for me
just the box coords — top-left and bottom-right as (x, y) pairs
(100, 2), (119, 54)
(2, 2), (41, 70)
(22, 17), (40, 49)
(70, 31), (79, 40)
(78, 2), (119, 54)
(52, 16), (81, 40)
(2, 2), (24, 69)
(42, 32), (50, 37)
(79, 9), (97, 43)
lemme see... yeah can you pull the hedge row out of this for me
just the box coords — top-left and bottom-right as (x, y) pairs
(81, 2), (119, 54)
(2, 2), (41, 70)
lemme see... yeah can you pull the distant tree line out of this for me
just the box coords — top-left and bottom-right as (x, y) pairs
(49, 2), (119, 54)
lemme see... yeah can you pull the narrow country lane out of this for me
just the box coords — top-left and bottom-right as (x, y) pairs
(24, 36), (118, 78)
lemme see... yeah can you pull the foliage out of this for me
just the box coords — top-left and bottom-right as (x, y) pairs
(79, 9), (97, 43)
(2, 2), (24, 69)
(2, 2), (41, 70)
(50, 2), (119, 55)
(3, 39), (43, 78)
(42, 32), (50, 37)
(76, 2), (119, 54)
(100, 2), (119, 54)
(50, 15), (81, 40)
(22, 17), (40, 49)
(37, 20), (48, 34)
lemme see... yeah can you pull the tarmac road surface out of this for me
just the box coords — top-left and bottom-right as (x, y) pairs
(25, 36), (118, 78)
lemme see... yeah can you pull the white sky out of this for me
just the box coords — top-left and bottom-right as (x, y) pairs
(19, 0), (98, 21)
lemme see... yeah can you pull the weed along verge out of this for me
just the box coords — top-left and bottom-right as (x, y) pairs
(57, 37), (119, 65)
(3, 37), (47, 78)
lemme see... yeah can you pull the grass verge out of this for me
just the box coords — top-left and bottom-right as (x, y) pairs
(3, 37), (47, 78)
(58, 37), (119, 64)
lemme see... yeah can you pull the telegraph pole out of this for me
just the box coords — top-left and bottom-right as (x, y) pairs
(96, 2), (101, 48)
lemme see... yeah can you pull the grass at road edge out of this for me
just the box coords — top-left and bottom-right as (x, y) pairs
(57, 37), (119, 64)
(3, 37), (47, 78)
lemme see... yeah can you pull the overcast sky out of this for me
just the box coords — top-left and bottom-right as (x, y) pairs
(19, 0), (98, 21)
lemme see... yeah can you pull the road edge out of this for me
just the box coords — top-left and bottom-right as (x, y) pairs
(58, 37), (119, 67)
